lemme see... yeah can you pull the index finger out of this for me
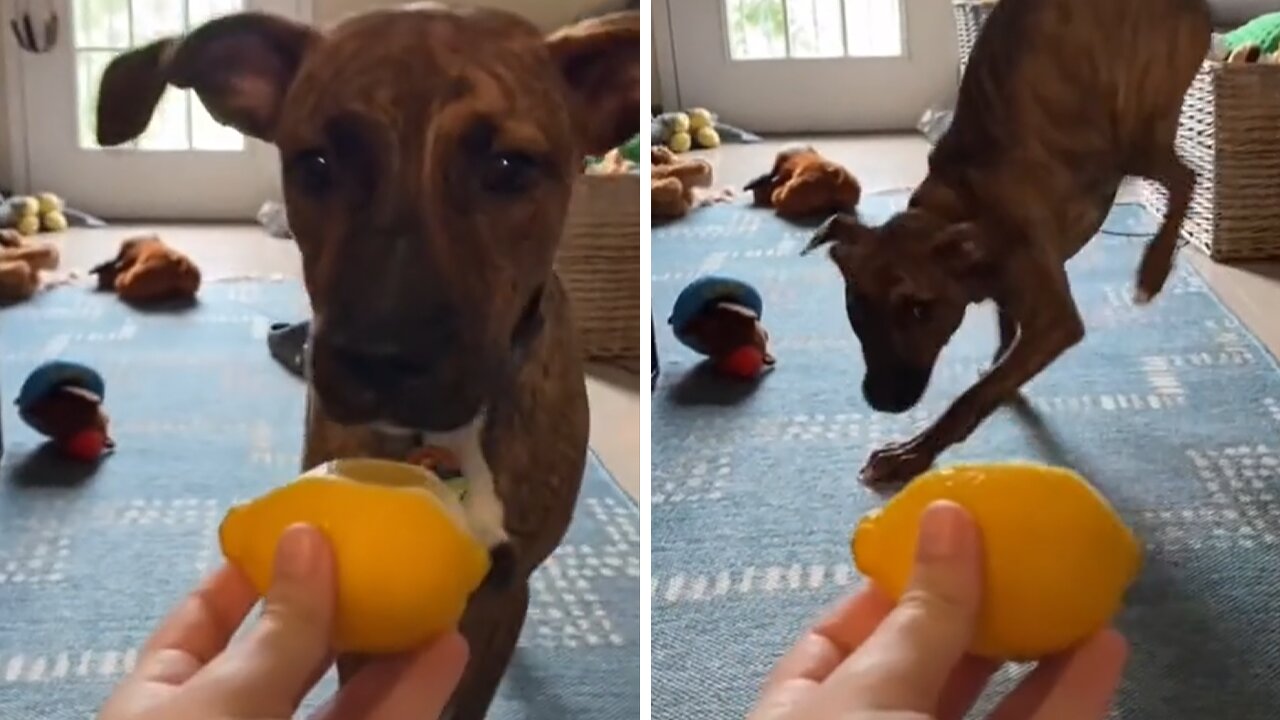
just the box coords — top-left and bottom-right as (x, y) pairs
(134, 563), (259, 684)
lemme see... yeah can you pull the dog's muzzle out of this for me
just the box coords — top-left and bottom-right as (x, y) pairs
(863, 365), (931, 414)
(310, 340), (480, 427)
(309, 285), (548, 431)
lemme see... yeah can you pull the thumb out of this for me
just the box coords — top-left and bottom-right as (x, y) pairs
(204, 523), (337, 714)
(825, 500), (984, 713)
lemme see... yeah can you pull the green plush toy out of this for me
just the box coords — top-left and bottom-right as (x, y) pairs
(1224, 11), (1280, 55)
(616, 133), (641, 164)
(584, 132), (641, 170)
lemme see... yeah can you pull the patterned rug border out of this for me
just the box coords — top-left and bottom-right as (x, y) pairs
(1179, 250), (1280, 390)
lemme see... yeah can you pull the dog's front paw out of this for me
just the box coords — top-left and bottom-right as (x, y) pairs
(859, 442), (936, 486)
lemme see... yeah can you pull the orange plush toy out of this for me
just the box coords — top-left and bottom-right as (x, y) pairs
(652, 146), (713, 219)
(90, 235), (201, 304)
(745, 146), (861, 220)
(0, 228), (59, 303)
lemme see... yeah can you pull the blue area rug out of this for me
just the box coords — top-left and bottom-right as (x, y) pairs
(0, 281), (639, 719)
(652, 193), (1280, 719)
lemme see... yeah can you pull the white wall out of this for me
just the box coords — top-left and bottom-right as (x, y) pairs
(0, 46), (11, 190)
(651, 33), (661, 107)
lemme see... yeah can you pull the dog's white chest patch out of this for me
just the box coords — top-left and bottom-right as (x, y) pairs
(417, 412), (509, 549)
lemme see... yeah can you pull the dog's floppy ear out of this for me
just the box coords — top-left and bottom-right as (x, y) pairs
(932, 221), (989, 274)
(801, 212), (867, 257)
(97, 12), (319, 146)
(545, 10), (640, 156)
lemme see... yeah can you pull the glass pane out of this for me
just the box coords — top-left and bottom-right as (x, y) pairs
(74, 0), (131, 49)
(78, 50), (120, 149)
(77, 1), (249, 153)
(844, 0), (903, 57)
(786, 0), (845, 58)
(187, 0), (245, 29)
(191, 95), (244, 151)
(136, 87), (191, 150)
(131, 0), (185, 45)
(725, 0), (787, 60)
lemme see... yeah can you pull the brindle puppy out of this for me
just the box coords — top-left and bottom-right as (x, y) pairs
(95, 5), (638, 716)
(804, 0), (1210, 485)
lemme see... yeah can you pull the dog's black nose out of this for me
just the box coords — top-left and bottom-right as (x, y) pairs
(863, 368), (929, 414)
(322, 341), (436, 390)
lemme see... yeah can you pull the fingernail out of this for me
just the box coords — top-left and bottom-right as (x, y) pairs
(917, 502), (968, 562)
(275, 524), (320, 581)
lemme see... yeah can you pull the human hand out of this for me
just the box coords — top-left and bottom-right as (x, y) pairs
(100, 524), (468, 720)
(750, 501), (1128, 720)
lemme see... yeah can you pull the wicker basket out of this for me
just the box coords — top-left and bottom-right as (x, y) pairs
(557, 171), (641, 369)
(1139, 61), (1280, 260)
(952, 0), (996, 75)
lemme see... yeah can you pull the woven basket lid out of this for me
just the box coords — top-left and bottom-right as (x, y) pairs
(15, 360), (106, 411)
(668, 275), (764, 353)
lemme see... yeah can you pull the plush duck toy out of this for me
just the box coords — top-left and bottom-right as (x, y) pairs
(91, 235), (201, 305)
(745, 146), (861, 220)
(16, 360), (115, 462)
(668, 275), (775, 379)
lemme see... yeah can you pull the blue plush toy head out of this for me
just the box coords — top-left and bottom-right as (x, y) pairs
(15, 360), (106, 412)
(668, 275), (764, 356)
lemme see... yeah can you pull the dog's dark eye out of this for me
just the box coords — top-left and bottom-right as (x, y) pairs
(481, 152), (541, 196)
(291, 150), (333, 195)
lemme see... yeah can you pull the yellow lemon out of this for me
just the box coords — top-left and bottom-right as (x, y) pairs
(668, 112), (691, 134)
(695, 126), (721, 149)
(41, 211), (68, 233)
(667, 131), (692, 153)
(10, 196), (38, 216)
(15, 215), (40, 236)
(852, 463), (1142, 661)
(688, 108), (714, 131)
(36, 193), (64, 215)
(219, 459), (490, 653)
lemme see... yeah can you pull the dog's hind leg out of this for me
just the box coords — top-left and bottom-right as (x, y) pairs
(448, 582), (531, 719)
(1131, 148), (1195, 305)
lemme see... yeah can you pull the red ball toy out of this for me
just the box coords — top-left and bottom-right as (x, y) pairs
(59, 429), (110, 463)
(716, 346), (766, 379)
